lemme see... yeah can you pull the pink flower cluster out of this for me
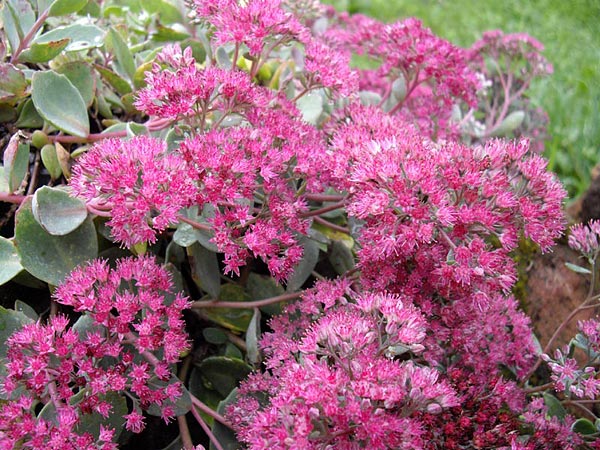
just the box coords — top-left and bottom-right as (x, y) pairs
(231, 290), (458, 449)
(70, 136), (196, 247)
(568, 219), (600, 257)
(324, 13), (479, 138)
(135, 45), (266, 121)
(0, 316), (119, 450)
(193, 0), (308, 56)
(465, 30), (554, 150)
(0, 257), (191, 448)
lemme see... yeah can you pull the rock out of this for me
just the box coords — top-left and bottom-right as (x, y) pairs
(525, 243), (598, 349)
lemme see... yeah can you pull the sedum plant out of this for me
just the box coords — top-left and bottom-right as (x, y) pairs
(0, 0), (597, 449)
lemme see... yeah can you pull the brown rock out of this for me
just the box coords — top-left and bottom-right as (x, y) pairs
(525, 244), (598, 350)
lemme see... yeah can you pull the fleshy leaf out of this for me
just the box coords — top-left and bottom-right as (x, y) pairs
(204, 285), (253, 332)
(14, 99), (44, 129)
(571, 417), (597, 435)
(210, 388), (242, 450)
(0, 306), (33, 358)
(0, 64), (28, 105)
(33, 24), (105, 52)
(106, 28), (136, 81)
(286, 236), (319, 291)
(19, 39), (70, 63)
(14, 300), (38, 320)
(56, 62), (96, 107)
(48, 0), (88, 16)
(188, 242), (221, 299)
(0, 237), (22, 285)
(32, 186), (88, 236)
(245, 308), (261, 366)
(31, 71), (90, 138)
(194, 357), (252, 398)
(40, 144), (63, 180)
(14, 197), (98, 286)
(3, 133), (29, 193)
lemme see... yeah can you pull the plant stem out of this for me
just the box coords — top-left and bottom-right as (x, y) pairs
(192, 291), (301, 309)
(0, 193), (26, 204)
(300, 201), (345, 218)
(191, 404), (225, 450)
(177, 415), (194, 450)
(10, 8), (50, 64)
(47, 119), (173, 144)
(177, 215), (212, 231)
(304, 193), (346, 202)
(190, 394), (233, 429)
(313, 216), (350, 234)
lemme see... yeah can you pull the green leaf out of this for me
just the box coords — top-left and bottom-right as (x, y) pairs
(32, 186), (88, 236)
(174, 206), (218, 251)
(188, 242), (221, 299)
(328, 239), (355, 275)
(188, 367), (225, 425)
(54, 141), (72, 181)
(0, 105), (17, 123)
(491, 110), (526, 137)
(210, 388), (242, 450)
(14, 197), (98, 286)
(142, 0), (183, 24)
(106, 28), (135, 81)
(286, 236), (319, 291)
(56, 62), (96, 107)
(0, 63), (28, 105)
(19, 39), (70, 63)
(216, 47), (232, 70)
(3, 133), (29, 193)
(72, 314), (104, 338)
(95, 64), (132, 95)
(565, 262), (591, 275)
(572, 417), (597, 435)
(297, 92), (323, 125)
(2, 0), (36, 54)
(543, 393), (567, 420)
(33, 23), (105, 52)
(126, 122), (148, 137)
(146, 377), (192, 417)
(204, 284), (253, 332)
(151, 25), (190, 42)
(160, 437), (184, 450)
(31, 71), (90, 138)
(246, 308), (261, 366)
(76, 391), (127, 440)
(194, 356), (252, 398)
(41, 144), (63, 180)
(0, 237), (22, 285)
(48, 0), (88, 16)
(246, 273), (285, 315)
(203, 327), (228, 345)
(0, 305), (33, 358)
(15, 99), (44, 129)
(14, 300), (38, 320)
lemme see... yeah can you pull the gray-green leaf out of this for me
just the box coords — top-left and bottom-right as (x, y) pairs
(32, 71), (90, 138)
(32, 186), (88, 236)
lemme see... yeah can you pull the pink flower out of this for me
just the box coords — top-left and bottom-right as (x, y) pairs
(70, 136), (196, 247)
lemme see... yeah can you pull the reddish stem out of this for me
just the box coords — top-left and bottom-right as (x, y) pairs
(192, 291), (301, 309)
(191, 403), (226, 450)
(190, 394), (233, 429)
(177, 215), (212, 232)
(10, 8), (50, 63)
(0, 193), (26, 204)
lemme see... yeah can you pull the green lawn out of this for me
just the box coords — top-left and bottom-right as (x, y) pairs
(326, 0), (600, 198)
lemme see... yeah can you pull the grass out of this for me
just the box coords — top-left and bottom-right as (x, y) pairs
(325, 0), (600, 198)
